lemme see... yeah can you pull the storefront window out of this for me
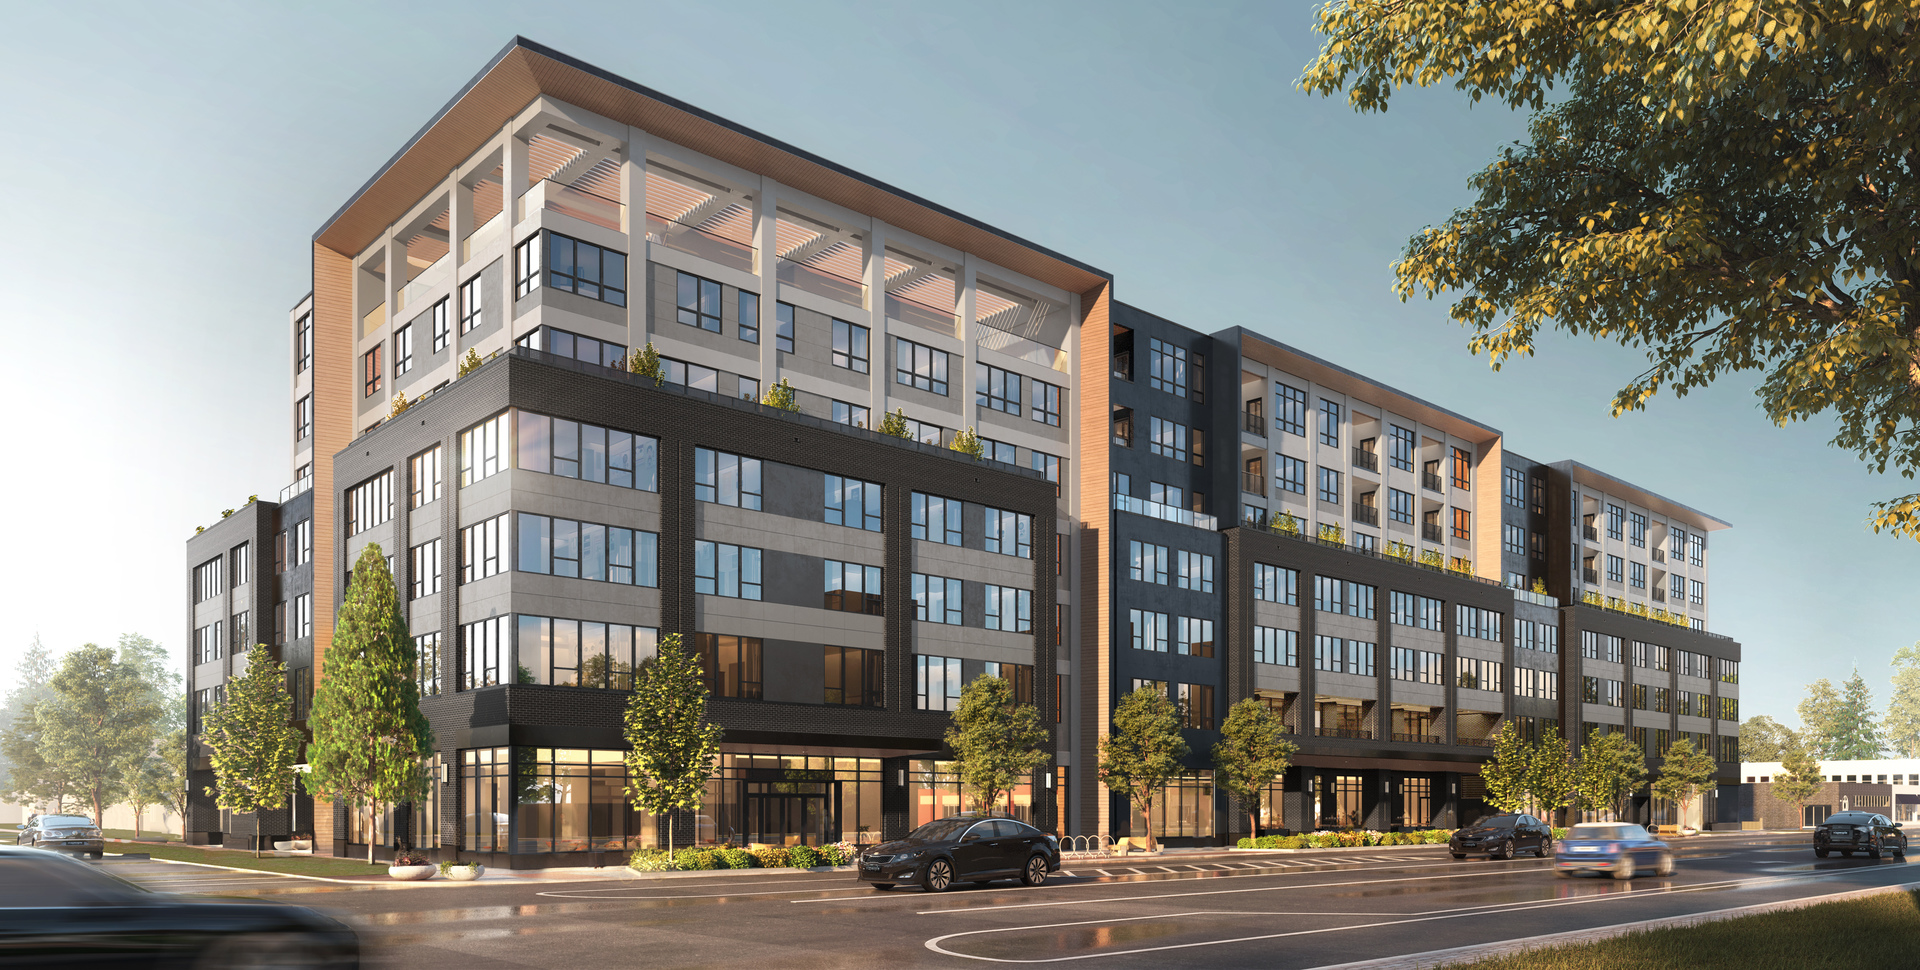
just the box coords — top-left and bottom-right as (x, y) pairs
(1131, 770), (1214, 839)
(911, 759), (1039, 829)
(463, 747), (511, 852)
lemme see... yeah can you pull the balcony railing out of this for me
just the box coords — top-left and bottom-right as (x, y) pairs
(1652, 548), (1666, 563)
(1513, 588), (1560, 608)
(1584, 524), (1599, 541)
(1244, 412), (1266, 436)
(1422, 523), (1444, 543)
(396, 253), (451, 312)
(777, 256), (863, 308)
(1352, 504), (1379, 526)
(1456, 737), (1496, 748)
(1112, 350), (1133, 380)
(1583, 567), (1599, 584)
(1390, 733), (1442, 744)
(1240, 516), (1506, 587)
(979, 324), (1068, 373)
(885, 293), (958, 339)
(1242, 472), (1267, 496)
(1316, 728), (1372, 740)
(1651, 588), (1667, 602)
(278, 473), (314, 503)
(1114, 492), (1218, 531)
(461, 211), (505, 263)
(1353, 448), (1378, 473)
(645, 210), (756, 274)
(522, 179), (624, 233)
(1422, 471), (1444, 492)
(361, 302), (385, 339)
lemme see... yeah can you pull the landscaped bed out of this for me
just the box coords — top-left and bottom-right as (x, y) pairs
(630, 842), (859, 871)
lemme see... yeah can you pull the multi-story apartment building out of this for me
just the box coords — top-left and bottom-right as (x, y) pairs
(185, 38), (1742, 863)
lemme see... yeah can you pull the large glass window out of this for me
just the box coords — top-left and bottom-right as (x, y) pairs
(345, 471), (393, 537)
(824, 647), (883, 707)
(363, 345), (383, 398)
(917, 656), (962, 711)
(515, 326), (627, 369)
(1176, 550), (1214, 593)
(1175, 617), (1214, 658)
(695, 541), (763, 599)
(826, 475), (882, 532)
(677, 271), (722, 332)
(192, 558), (223, 603)
(461, 275), (484, 333)
(1129, 609), (1170, 652)
(695, 448), (763, 509)
(461, 615), (510, 689)
(512, 747), (638, 853)
(409, 540), (441, 599)
(697, 634), (763, 699)
(1148, 416), (1188, 461)
(1254, 627), (1297, 666)
(1455, 605), (1504, 641)
(1388, 487), (1414, 523)
(984, 586), (1032, 632)
(410, 446), (442, 508)
(1389, 425), (1415, 471)
(1318, 467), (1341, 504)
(738, 291), (760, 343)
(547, 232), (627, 306)
(825, 560), (883, 615)
(1318, 400), (1342, 447)
(911, 574), (963, 624)
(833, 319), (870, 373)
(429, 297), (449, 353)
(1390, 647), (1445, 685)
(415, 632), (440, 697)
(461, 513), (507, 584)
(775, 302), (795, 353)
(1504, 468), (1526, 508)
(1313, 636), (1376, 676)
(1275, 384), (1307, 436)
(985, 508), (1032, 558)
(460, 411), (510, 486)
(1132, 771), (1213, 839)
(1032, 380), (1062, 426)
(514, 236), (540, 298)
(393, 322), (413, 377)
(517, 513), (658, 586)
(1129, 541), (1169, 584)
(896, 338), (950, 395)
(911, 492), (962, 544)
(295, 313), (312, 372)
(462, 747), (511, 851)
(1451, 447), (1472, 490)
(517, 615), (657, 688)
(1253, 563), (1296, 605)
(1277, 455), (1307, 494)
(295, 395), (312, 442)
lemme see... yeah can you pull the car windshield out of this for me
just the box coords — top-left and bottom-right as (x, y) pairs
(39, 816), (95, 827)
(907, 818), (978, 843)
(1465, 817), (1515, 832)
(1569, 823), (1649, 840)
(1827, 815), (1869, 824)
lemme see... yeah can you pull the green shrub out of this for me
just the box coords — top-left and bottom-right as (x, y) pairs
(718, 848), (756, 869)
(817, 844), (853, 866)
(750, 847), (791, 868)
(1552, 827), (1569, 840)
(630, 849), (674, 872)
(789, 845), (822, 869)
(678, 850), (720, 871)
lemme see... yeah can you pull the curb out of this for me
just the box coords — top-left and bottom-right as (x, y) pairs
(619, 865), (856, 880)
(1306, 879), (1920, 970)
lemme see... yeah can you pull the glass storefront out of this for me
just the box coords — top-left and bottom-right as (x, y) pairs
(910, 759), (1041, 829)
(1130, 771), (1214, 839)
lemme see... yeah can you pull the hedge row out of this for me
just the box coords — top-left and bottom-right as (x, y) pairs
(630, 841), (860, 871)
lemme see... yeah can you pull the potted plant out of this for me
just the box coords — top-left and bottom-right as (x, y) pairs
(388, 851), (435, 881)
(439, 859), (485, 882)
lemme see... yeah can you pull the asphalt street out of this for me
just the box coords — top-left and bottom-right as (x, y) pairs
(107, 836), (1920, 969)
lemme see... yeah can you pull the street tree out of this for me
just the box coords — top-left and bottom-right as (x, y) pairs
(1887, 643), (1920, 759)
(201, 657), (302, 856)
(624, 633), (724, 860)
(1212, 698), (1297, 837)
(1480, 721), (1532, 815)
(1097, 687), (1189, 853)
(1575, 730), (1647, 822)
(307, 545), (435, 864)
(1798, 679), (1843, 758)
(156, 728), (191, 832)
(1301, 4), (1920, 539)
(1825, 669), (1887, 759)
(124, 752), (175, 841)
(1652, 738), (1719, 832)
(1739, 716), (1796, 763)
(0, 700), (76, 812)
(39, 645), (161, 824)
(1528, 728), (1579, 825)
(945, 675), (1051, 816)
(1775, 742), (1825, 828)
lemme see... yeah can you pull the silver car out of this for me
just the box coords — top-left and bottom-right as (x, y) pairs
(15, 814), (105, 859)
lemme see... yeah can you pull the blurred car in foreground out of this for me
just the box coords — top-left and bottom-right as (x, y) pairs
(14, 815), (104, 860)
(0, 845), (357, 968)
(1813, 811), (1908, 859)
(1554, 822), (1673, 879)
(1448, 813), (1554, 859)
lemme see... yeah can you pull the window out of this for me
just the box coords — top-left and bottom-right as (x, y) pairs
(1451, 507), (1471, 540)
(547, 232), (627, 306)
(1129, 541), (1170, 585)
(228, 543), (250, 588)
(696, 634), (762, 699)
(1129, 609), (1170, 652)
(1175, 684), (1214, 730)
(1388, 592), (1444, 631)
(1147, 338), (1188, 397)
(1176, 550), (1214, 593)
(1628, 512), (1648, 547)
(461, 615), (509, 688)
(901, 416), (946, 446)
(193, 622), (223, 665)
(978, 364), (1021, 413)
(1254, 627), (1297, 666)
(514, 616), (658, 689)
(1670, 574), (1686, 600)
(1719, 697), (1738, 721)
(694, 541), (763, 600)
(415, 632), (440, 696)
(1690, 579), (1705, 605)
(409, 447), (442, 508)
(1112, 407), (1133, 447)
(1670, 528), (1688, 558)
(1504, 524), (1525, 556)
(1515, 620), (1558, 653)
(460, 513), (507, 583)
(912, 574), (963, 625)
(514, 411), (660, 491)
(345, 471), (393, 537)
(1456, 657), (1505, 692)
(978, 437), (1017, 464)
(1389, 425), (1415, 471)
(514, 236), (540, 298)
(295, 395), (312, 442)
(833, 319), (870, 373)
(1277, 455), (1307, 494)
(458, 274), (484, 334)
(984, 586), (1032, 632)
(911, 492), (963, 544)
(1314, 636), (1375, 676)
(821, 560), (884, 615)
(917, 656), (963, 711)
(676, 271), (722, 332)
(1253, 563), (1297, 604)
(1148, 416), (1188, 461)
(694, 448), (763, 509)
(1451, 447), (1472, 490)
(660, 356), (719, 392)
(1606, 504), (1624, 539)
(1318, 467), (1342, 504)
(363, 344), (383, 397)
(1689, 533), (1705, 565)
(1276, 384), (1307, 436)
(738, 291), (760, 343)
(515, 326), (627, 368)
(824, 646), (884, 707)
(826, 475), (883, 532)
(1504, 468), (1526, 507)
(985, 508), (1032, 557)
(775, 302), (795, 353)
(393, 322), (413, 377)
(1318, 400), (1342, 447)
(1531, 531), (1546, 560)
(1719, 659), (1740, 684)
(292, 593), (312, 640)
(517, 513), (659, 586)
(831, 400), (870, 429)
(459, 412), (510, 486)
(896, 338), (949, 394)
(1175, 617), (1215, 658)
(193, 558), (223, 602)
(1455, 605), (1504, 641)
(1582, 631), (1624, 663)
(1387, 487), (1413, 524)
(1606, 555), (1625, 583)
(1629, 561), (1646, 588)
(1032, 380), (1063, 426)
(1390, 647), (1445, 685)
(424, 298), (448, 354)
(293, 519), (312, 566)
(295, 313), (312, 372)
(1516, 668), (1559, 700)
(409, 540), (441, 599)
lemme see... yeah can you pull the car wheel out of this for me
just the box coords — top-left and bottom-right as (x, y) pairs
(1613, 855), (1636, 880)
(1021, 855), (1049, 887)
(1451, 852), (1466, 860)
(1815, 847), (1829, 858)
(1538, 839), (1553, 859)
(194, 932), (331, 970)
(870, 884), (894, 891)
(1497, 839), (1514, 860)
(1868, 839), (1883, 860)
(1656, 851), (1675, 876)
(922, 858), (953, 893)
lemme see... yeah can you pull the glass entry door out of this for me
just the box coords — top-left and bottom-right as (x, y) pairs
(742, 781), (837, 846)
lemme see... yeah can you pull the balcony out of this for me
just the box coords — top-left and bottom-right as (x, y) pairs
(1390, 733), (1442, 744)
(460, 211), (505, 263)
(1244, 516), (1505, 587)
(1316, 728), (1372, 740)
(1652, 548), (1666, 563)
(979, 324), (1069, 373)
(1652, 588), (1667, 603)
(645, 210), (756, 275)
(1352, 503), (1379, 527)
(1423, 471), (1445, 492)
(361, 302), (385, 339)
(1583, 567), (1599, 584)
(521, 179), (624, 233)
(396, 253), (451, 313)
(1422, 523), (1444, 543)
(1114, 492), (1218, 531)
(885, 293), (958, 339)
(778, 256), (863, 308)
(1353, 448), (1378, 473)
(1456, 737), (1496, 748)
(1514, 588), (1560, 608)
(1244, 412), (1266, 436)
(278, 472), (314, 502)
(1111, 350), (1133, 380)
(1242, 472), (1267, 496)
(1584, 524), (1599, 541)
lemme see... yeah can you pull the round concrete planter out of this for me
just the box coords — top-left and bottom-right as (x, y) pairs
(387, 864), (436, 881)
(445, 864), (484, 882)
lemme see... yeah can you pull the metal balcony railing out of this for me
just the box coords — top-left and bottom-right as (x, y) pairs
(1456, 737), (1496, 748)
(1316, 728), (1372, 740)
(1652, 588), (1667, 602)
(1652, 548), (1666, 563)
(1584, 524), (1599, 541)
(1583, 567), (1599, 584)
(1390, 733), (1442, 744)
(1422, 523), (1444, 543)
(1242, 472), (1267, 496)
(1353, 448), (1378, 472)
(1244, 412), (1265, 436)
(1422, 471), (1445, 492)
(1352, 504), (1379, 526)
(1111, 350), (1133, 380)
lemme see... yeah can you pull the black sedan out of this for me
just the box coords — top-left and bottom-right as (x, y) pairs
(14, 815), (103, 860)
(1449, 813), (1554, 860)
(1814, 811), (1908, 859)
(0, 845), (358, 967)
(857, 815), (1061, 893)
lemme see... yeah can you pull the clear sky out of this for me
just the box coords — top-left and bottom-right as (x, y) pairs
(0, 2), (1911, 729)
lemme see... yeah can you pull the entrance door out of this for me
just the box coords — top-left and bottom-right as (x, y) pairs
(743, 781), (837, 846)
(1805, 805), (1832, 827)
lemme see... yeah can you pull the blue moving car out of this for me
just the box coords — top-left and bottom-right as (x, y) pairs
(1554, 822), (1673, 879)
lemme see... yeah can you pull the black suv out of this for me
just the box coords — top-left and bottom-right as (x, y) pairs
(857, 815), (1061, 892)
(1450, 813), (1554, 860)
(1814, 811), (1908, 859)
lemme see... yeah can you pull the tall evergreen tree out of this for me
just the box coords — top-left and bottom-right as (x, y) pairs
(0, 637), (58, 797)
(201, 658), (303, 856)
(1829, 669), (1887, 760)
(1739, 715), (1795, 763)
(307, 545), (435, 863)
(1887, 644), (1920, 759)
(1212, 698), (1297, 837)
(1652, 738), (1719, 830)
(1798, 679), (1843, 758)
(945, 675), (1051, 816)
(1575, 730), (1647, 822)
(624, 634), (724, 859)
(1097, 687), (1189, 852)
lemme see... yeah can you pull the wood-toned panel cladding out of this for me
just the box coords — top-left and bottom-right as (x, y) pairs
(1472, 438), (1503, 583)
(1072, 281), (1111, 836)
(311, 243), (355, 679)
(313, 41), (1106, 298)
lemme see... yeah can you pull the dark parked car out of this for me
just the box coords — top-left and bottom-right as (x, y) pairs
(1814, 811), (1908, 859)
(857, 815), (1060, 893)
(0, 845), (358, 967)
(1449, 813), (1553, 860)
(14, 815), (103, 859)
(1554, 822), (1673, 879)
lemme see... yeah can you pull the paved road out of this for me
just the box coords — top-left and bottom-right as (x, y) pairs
(107, 836), (1920, 969)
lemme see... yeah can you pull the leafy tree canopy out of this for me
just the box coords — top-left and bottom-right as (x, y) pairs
(1774, 739), (1824, 816)
(1303, 3), (1920, 536)
(1800, 671), (1886, 759)
(40, 645), (161, 824)
(1576, 729), (1647, 821)
(1482, 720), (1534, 815)
(201, 657), (302, 854)
(624, 633), (724, 854)
(946, 675), (1052, 816)
(1212, 698), (1297, 836)
(1888, 643), (1920, 759)
(1739, 715), (1796, 762)
(1098, 687), (1189, 851)
(1651, 737), (1719, 822)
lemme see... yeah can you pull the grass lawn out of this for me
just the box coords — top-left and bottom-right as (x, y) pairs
(1449, 890), (1920, 969)
(119, 842), (399, 880)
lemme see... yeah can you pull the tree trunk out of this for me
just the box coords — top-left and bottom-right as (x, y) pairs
(367, 804), (376, 865)
(134, 810), (142, 841)
(1250, 810), (1259, 841)
(668, 814), (676, 866)
(1139, 794), (1156, 853)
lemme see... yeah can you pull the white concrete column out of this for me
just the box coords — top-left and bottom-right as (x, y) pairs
(450, 168), (471, 272)
(506, 135), (530, 229)
(755, 178), (780, 382)
(865, 220), (889, 424)
(957, 255), (980, 438)
(622, 126), (649, 346)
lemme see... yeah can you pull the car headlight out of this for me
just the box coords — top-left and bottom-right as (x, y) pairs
(896, 849), (924, 862)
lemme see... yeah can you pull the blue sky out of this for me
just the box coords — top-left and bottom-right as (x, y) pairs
(0, 1), (1911, 728)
